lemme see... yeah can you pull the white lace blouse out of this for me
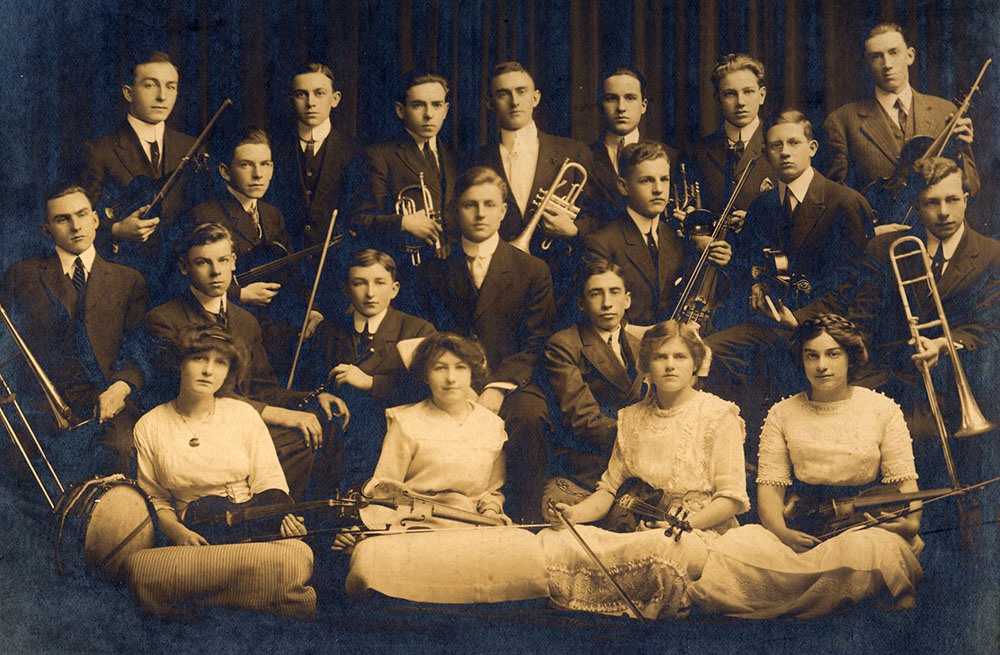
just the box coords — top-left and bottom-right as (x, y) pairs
(756, 386), (918, 487)
(596, 391), (751, 516)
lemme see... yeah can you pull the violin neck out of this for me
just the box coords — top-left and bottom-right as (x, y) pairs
(841, 487), (952, 513)
(238, 240), (331, 285)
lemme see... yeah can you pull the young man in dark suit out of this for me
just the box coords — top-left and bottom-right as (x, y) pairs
(78, 51), (199, 297)
(2, 186), (148, 476)
(542, 259), (643, 508)
(849, 157), (1000, 482)
(470, 61), (596, 311)
(585, 142), (732, 326)
(705, 110), (874, 447)
(588, 67), (679, 219)
(349, 70), (459, 310)
(823, 23), (979, 215)
(271, 63), (359, 250)
(305, 249), (435, 493)
(186, 127), (322, 377)
(143, 223), (348, 500)
(688, 54), (777, 218)
(417, 166), (555, 523)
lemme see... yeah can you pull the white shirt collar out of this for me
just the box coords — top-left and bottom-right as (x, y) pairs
(779, 166), (816, 207)
(724, 116), (760, 145)
(500, 120), (538, 151)
(604, 128), (639, 149)
(55, 245), (96, 278)
(926, 222), (965, 260)
(405, 128), (438, 155)
(189, 285), (227, 315)
(353, 307), (388, 334)
(299, 118), (332, 150)
(127, 112), (166, 144)
(875, 83), (914, 121)
(226, 186), (257, 214)
(626, 205), (660, 244)
(594, 323), (622, 343)
(462, 232), (500, 258)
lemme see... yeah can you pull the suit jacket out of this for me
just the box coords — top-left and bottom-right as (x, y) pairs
(307, 306), (436, 405)
(417, 240), (554, 388)
(544, 322), (643, 487)
(2, 253), (148, 403)
(823, 90), (980, 196)
(188, 195), (292, 258)
(143, 291), (305, 412)
(79, 124), (199, 254)
(349, 133), (460, 248)
(688, 123), (777, 214)
(584, 213), (688, 325)
(470, 131), (597, 241)
(852, 226), (1000, 383)
(737, 170), (874, 321)
(587, 138), (680, 222)
(271, 127), (360, 249)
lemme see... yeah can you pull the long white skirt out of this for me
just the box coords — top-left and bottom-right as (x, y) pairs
(688, 524), (923, 619)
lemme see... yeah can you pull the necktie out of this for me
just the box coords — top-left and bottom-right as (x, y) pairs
(250, 202), (262, 240)
(215, 300), (227, 326)
(613, 137), (626, 174)
(467, 255), (487, 290)
(732, 138), (746, 163)
(782, 190), (795, 246)
(422, 141), (439, 179)
(896, 98), (908, 138)
(356, 322), (373, 359)
(149, 140), (161, 174)
(608, 333), (625, 368)
(931, 245), (946, 281)
(303, 138), (315, 163)
(646, 229), (658, 272)
(71, 256), (87, 293)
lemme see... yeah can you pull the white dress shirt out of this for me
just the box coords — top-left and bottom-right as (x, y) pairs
(127, 113), (165, 165)
(500, 121), (540, 216)
(299, 117), (332, 153)
(55, 245), (97, 281)
(875, 84), (914, 131)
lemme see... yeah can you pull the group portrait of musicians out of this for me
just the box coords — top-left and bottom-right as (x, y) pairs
(2, 15), (998, 623)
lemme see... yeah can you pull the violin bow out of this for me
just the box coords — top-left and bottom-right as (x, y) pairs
(287, 209), (339, 389)
(549, 501), (648, 625)
(818, 474), (1000, 541)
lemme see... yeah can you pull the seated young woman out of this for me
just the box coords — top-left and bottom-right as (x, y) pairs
(689, 314), (924, 618)
(544, 320), (750, 619)
(339, 333), (551, 604)
(126, 325), (315, 618)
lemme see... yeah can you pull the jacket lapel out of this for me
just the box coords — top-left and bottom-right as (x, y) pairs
(735, 124), (765, 176)
(474, 241), (514, 322)
(531, 133), (563, 199)
(911, 91), (940, 138)
(936, 228), (978, 299)
(579, 323), (632, 392)
(857, 99), (901, 164)
(114, 125), (151, 181)
(705, 129), (728, 174)
(620, 217), (658, 289)
(790, 173), (826, 254)
(162, 128), (187, 177)
(39, 256), (76, 318)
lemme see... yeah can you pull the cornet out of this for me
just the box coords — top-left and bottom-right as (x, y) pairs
(509, 159), (587, 253)
(395, 172), (442, 266)
(889, 236), (996, 486)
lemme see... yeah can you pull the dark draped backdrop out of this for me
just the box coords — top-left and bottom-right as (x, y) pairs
(1, 0), (999, 266)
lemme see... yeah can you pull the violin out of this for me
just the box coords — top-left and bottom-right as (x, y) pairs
(750, 248), (814, 310)
(862, 59), (990, 227)
(182, 488), (358, 544)
(600, 478), (693, 540)
(234, 235), (343, 288)
(782, 486), (948, 538)
(356, 478), (506, 531)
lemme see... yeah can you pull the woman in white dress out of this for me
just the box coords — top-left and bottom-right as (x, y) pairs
(128, 325), (315, 618)
(545, 320), (750, 619)
(689, 314), (924, 618)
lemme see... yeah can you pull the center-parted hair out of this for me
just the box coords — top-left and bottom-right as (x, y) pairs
(598, 66), (647, 101)
(794, 313), (868, 376)
(178, 222), (234, 260)
(637, 320), (707, 379)
(768, 108), (815, 140)
(711, 53), (765, 93)
(398, 69), (450, 104)
(454, 166), (509, 201)
(170, 324), (248, 388)
(410, 332), (491, 392)
(909, 156), (967, 194)
(618, 141), (671, 180)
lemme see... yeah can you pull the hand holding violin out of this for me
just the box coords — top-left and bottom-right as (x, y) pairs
(111, 205), (159, 243)
(239, 282), (281, 307)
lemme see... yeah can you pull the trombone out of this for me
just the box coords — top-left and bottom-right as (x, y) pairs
(0, 303), (80, 508)
(395, 172), (442, 266)
(889, 236), (996, 487)
(510, 159), (587, 253)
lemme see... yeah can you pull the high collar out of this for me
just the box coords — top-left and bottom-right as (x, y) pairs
(127, 112), (165, 144)
(500, 120), (538, 151)
(298, 117), (332, 145)
(724, 116), (760, 145)
(462, 232), (500, 258)
(189, 285), (227, 315)
(875, 83), (914, 121)
(626, 205), (660, 243)
(353, 306), (389, 334)
(55, 245), (97, 277)
(778, 166), (816, 206)
(226, 186), (258, 214)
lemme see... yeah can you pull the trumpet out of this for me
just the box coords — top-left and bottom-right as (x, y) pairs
(889, 236), (996, 486)
(509, 159), (587, 253)
(0, 302), (81, 508)
(395, 172), (442, 266)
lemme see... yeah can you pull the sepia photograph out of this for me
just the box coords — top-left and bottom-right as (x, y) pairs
(0, 1), (998, 653)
